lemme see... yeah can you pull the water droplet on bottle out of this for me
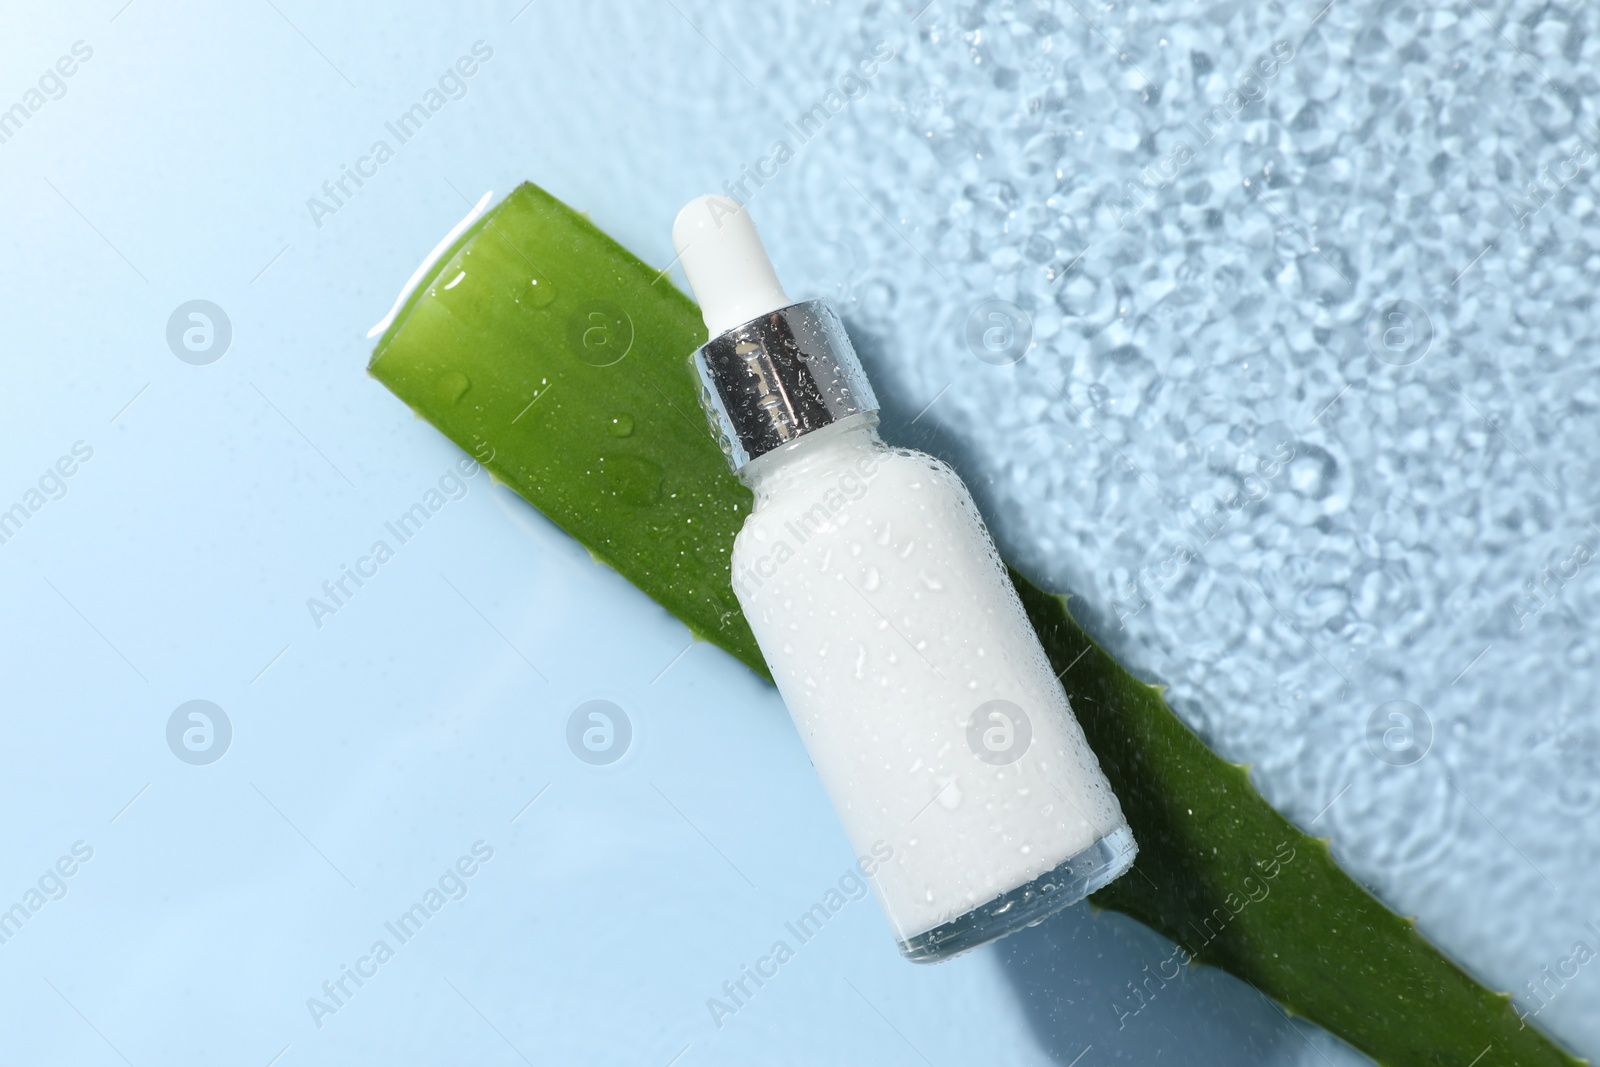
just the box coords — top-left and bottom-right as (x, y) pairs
(863, 567), (881, 591)
(436, 370), (470, 405)
(938, 780), (963, 809)
(608, 413), (635, 437)
(918, 569), (945, 591)
(876, 521), (893, 545)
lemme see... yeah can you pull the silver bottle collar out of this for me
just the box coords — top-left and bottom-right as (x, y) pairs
(691, 299), (879, 472)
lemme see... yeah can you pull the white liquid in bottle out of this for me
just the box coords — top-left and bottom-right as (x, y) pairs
(675, 196), (1135, 960)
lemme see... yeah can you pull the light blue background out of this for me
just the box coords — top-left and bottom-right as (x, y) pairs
(1, 1), (1594, 1064)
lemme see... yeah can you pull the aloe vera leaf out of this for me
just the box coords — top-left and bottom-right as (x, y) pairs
(368, 183), (1580, 1066)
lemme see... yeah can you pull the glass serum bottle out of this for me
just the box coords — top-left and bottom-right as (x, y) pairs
(674, 195), (1136, 961)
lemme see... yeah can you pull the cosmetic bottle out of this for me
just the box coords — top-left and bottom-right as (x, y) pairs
(674, 195), (1136, 961)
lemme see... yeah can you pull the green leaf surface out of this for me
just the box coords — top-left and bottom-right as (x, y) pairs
(369, 182), (1581, 1066)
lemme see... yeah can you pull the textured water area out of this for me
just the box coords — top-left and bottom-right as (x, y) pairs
(3, 1), (1596, 1064)
(864, 0), (1589, 1054)
(635, 0), (1600, 1056)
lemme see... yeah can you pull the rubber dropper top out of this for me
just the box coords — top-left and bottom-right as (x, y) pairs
(676, 194), (878, 473)
(672, 195), (792, 337)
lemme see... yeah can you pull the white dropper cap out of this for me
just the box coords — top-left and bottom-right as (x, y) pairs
(672, 195), (792, 337)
